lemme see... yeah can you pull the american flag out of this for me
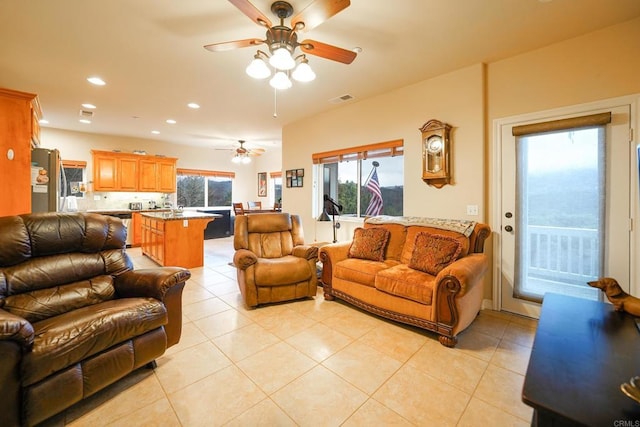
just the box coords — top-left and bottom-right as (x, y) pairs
(364, 167), (383, 216)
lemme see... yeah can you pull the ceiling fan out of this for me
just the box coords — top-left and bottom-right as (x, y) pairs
(218, 140), (265, 164)
(204, 0), (357, 89)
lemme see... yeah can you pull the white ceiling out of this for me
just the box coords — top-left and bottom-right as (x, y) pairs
(1, 0), (639, 152)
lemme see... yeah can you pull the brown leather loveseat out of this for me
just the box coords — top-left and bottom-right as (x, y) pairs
(0, 212), (190, 426)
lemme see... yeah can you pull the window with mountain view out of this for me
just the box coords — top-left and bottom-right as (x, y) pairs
(314, 140), (403, 217)
(176, 169), (234, 208)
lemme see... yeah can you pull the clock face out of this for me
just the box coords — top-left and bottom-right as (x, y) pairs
(426, 135), (443, 154)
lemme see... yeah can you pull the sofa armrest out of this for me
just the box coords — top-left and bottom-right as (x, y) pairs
(234, 249), (258, 270)
(114, 267), (190, 348)
(0, 308), (34, 348)
(432, 253), (488, 328)
(436, 253), (488, 297)
(292, 245), (318, 260)
(318, 242), (351, 289)
(114, 267), (191, 301)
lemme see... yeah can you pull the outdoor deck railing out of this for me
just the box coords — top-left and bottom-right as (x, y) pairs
(525, 225), (600, 285)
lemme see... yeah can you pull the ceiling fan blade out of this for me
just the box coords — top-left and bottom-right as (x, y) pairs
(228, 0), (272, 28)
(300, 39), (356, 64)
(204, 38), (264, 52)
(291, 0), (351, 32)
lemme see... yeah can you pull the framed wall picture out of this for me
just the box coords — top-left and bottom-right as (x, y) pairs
(258, 172), (267, 196)
(285, 168), (304, 187)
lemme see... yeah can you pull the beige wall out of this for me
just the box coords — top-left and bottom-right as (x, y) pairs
(488, 17), (640, 121)
(283, 16), (640, 303)
(283, 63), (487, 243)
(41, 128), (282, 209)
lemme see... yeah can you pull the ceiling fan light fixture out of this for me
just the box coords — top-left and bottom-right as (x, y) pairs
(232, 154), (242, 164)
(292, 59), (315, 82)
(269, 71), (292, 90)
(269, 47), (295, 70)
(246, 54), (271, 79)
(241, 155), (251, 164)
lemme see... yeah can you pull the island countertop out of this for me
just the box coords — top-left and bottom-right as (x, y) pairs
(141, 211), (222, 221)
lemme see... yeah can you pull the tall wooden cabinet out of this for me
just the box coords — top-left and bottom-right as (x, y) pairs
(0, 88), (42, 216)
(92, 150), (176, 192)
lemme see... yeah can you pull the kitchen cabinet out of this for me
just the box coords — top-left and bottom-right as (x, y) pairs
(141, 212), (216, 268)
(92, 152), (139, 191)
(157, 159), (176, 192)
(141, 215), (165, 265)
(138, 159), (158, 192)
(92, 150), (177, 192)
(0, 88), (42, 216)
(131, 212), (142, 246)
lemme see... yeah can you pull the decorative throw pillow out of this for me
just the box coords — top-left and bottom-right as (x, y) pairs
(348, 227), (390, 261)
(409, 232), (463, 275)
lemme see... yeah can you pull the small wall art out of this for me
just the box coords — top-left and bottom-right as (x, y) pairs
(286, 168), (304, 188)
(258, 172), (267, 196)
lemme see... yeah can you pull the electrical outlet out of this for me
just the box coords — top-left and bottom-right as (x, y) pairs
(94, 195), (101, 201)
(466, 205), (479, 216)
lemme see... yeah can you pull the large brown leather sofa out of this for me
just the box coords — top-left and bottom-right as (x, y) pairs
(0, 212), (190, 426)
(320, 216), (491, 347)
(233, 212), (318, 307)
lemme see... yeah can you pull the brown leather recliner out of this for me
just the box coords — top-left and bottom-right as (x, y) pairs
(0, 212), (190, 426)
(233, 213), (318, 307)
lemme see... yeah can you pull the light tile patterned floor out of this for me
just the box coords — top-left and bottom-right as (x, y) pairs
(44, 237), (537, 426)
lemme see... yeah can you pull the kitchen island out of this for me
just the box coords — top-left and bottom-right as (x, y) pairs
(141, 211), (220, 268)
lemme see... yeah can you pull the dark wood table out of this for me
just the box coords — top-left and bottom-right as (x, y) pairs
(522, 293), (640, 426)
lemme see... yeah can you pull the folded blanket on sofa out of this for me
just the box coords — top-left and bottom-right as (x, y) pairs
(366, 216), (477, 237)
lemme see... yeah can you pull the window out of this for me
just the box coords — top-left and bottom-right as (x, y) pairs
(176, 169), (234, 208)
(313, 140), (403, 217)
(270, 171), (282, 204)
(60, 160), (87, 198)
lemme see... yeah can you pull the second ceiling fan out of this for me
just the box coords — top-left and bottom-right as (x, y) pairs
(204, 0), (357, 89)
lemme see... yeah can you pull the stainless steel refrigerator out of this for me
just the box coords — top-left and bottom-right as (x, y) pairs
(31, 148), (61, 212)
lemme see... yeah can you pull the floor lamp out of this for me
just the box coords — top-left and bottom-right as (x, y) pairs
(317, 197), (342, 243)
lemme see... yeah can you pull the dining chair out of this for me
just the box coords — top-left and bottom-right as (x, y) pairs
(247, 201), (262, 210)
(233, 202), (245, 215)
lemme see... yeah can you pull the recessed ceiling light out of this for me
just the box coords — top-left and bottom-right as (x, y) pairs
(79, 119), (91, 124)
(87, 77), (106, 86)
(166, 119), (177, 124)
(81, 103), (97, 109)
(151, 130), (160, 135)
(187, 103), (200, 109)
(39, 119), (49, 125)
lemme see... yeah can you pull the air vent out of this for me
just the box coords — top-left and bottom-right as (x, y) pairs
(79, 110), (94, 118)
(329, 94), (355, 104)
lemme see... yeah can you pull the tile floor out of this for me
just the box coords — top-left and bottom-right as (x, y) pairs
(44, 237), (538, 427)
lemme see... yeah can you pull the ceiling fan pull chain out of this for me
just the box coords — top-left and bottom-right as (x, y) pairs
(273, 87), (278, 118)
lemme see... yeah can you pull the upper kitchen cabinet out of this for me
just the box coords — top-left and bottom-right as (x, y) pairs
(157, 159), (176, 192)
(0, 88), (42, 216)
(92, 150), (176, 192)
(92, 151), (138, 191)
(139, 157), (176, 192)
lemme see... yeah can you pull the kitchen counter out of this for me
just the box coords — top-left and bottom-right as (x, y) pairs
(141, 211), (221, 221)
(140, 211), (218, 269)
(87, 208), (171, 215)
